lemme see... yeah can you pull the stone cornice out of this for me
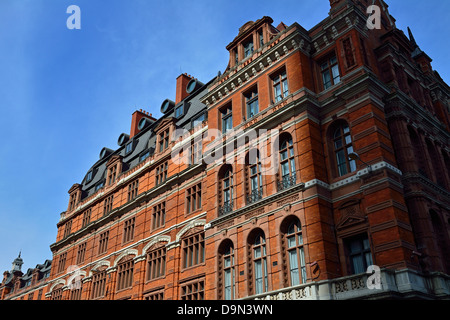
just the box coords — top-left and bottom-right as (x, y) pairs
(202, 28), (310, 108)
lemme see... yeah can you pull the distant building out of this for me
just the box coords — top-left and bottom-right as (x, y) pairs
(0, 253), (51, 300)
(4, 0), (449, 300)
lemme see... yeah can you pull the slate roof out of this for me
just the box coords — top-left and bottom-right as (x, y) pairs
(78, 77), (213, 201)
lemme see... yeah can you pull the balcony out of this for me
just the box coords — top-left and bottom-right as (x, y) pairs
(277, 174), (296, 191)
(246, 187), (263, 204)
(241, 268), (450, 301)
(219, 200), (234, 216)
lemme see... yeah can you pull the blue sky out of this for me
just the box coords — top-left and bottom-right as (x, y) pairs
(0, 0), (448, 274)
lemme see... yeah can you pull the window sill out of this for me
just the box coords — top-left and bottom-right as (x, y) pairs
(181, 262), (206, 273)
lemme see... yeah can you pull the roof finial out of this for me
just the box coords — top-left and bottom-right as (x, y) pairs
(407, 27), (418, 48)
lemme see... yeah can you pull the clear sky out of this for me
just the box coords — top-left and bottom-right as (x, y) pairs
(0, 0), (449, 274)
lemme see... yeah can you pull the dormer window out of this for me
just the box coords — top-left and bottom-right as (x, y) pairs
(125, 141), (133, 155)
(86, 170), (93, 183)
(175, 105), (184, 118)
(159, 128), (170, 152)
(108, 165), (117, 186)
(244, 38), (254, 58)
(95, 181), (105, 191)
(258, 29), (264, 48)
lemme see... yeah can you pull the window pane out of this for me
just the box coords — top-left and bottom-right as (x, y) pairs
(274, 84), (282, 102)
(290, 158), (296, 173)
(322, 70), (331, 89)
(254, 247), (261, 259)
(287, 235), (296, 248)
(282, 79), (289, 96)
(289, 250), (299, 286)
(351, 255), (365, 274)
(336, 149), (346, 167)
(332, 65), (340, 84)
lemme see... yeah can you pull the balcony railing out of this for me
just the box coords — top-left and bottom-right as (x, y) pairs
(219, 200), (234, 216)
(246, 187), (263, 204)
(277, 174), (296, 191)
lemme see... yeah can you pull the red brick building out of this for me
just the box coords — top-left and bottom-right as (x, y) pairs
(2, 0), (449, 300)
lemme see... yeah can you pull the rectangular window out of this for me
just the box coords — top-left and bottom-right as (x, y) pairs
(86, 170), (93, 182)
(181, 279), (204, 300)
(63, 220), (72, 239)
(155, 162), (168, 185)
(76, 242), (87, 265)
(189, 139), (202, 165)
(192, 113), (206, 127)
(91, 271), (107, 299)
(103, 194), (114, 216)
(57, 252), (67, 274)
(244, 86), (259, 119)
(182, 232), (205, 269)
(159, 129), (170, 152)
(108, 165), (117, 185)
(345, 234), (373, 274)
(175, 105), (184, 118)
(117, 260), (134, 291)
(147, 247), (166, 281)
(272, 69), (288, 103)
(259, 29), (264, 48)
(139, 150), (150, 162)
(321, 55), (340, 90)
(186, 183), (202, 214)
(127, 179), (139, 202)
(125, 141), (133, 154)
(69, 193), (77, 211)
(220, 104), (233, 133)
(243, 38), (254, 58)
(122, 217), (135, 243)
(82, 208), (91, 228)
(95, 181), (104, 191)
(98, 230), (109, 255)
(152, 202), (166, 230)
(144, 290), (164, 300)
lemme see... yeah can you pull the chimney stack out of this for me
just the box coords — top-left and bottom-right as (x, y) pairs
(176, 73), (193, 104)
(130, 109), (156, 138)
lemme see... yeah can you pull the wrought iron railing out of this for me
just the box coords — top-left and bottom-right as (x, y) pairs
(246, 187), (263, 204)
(219, 200), (234, 216)
(277, 174), (297, 191)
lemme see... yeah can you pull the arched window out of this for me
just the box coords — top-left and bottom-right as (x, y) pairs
(116, 256), (134, 291)
(218, 240), (236, 300)
(69, 277), (83, 300)
(218, 165), (233, 215)
(281, 218), (306, 286)
(181, 228), (205, 269)
(91, 269), (107, 299)
(430, 210), (450, 273)
(277, 133), (296, 190)
(248, 230), (268, 295)
(245, 150), (263, 204)
(408, 126), (427, 177)
(51, 284), (64, 300)
(426, 140), (446, 187)
(146, 244), (166, 281)
(330, 121), (356, 177)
